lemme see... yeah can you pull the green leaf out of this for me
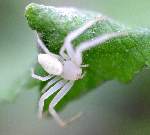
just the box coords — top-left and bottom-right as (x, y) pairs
(25, 3), (150, 110)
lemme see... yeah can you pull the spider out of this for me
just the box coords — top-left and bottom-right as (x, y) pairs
(31, 16), (126, 127)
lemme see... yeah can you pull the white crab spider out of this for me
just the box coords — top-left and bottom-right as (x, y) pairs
(31, 16), (126, 127)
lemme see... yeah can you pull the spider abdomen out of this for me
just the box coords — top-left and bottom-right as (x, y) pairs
(38, 54), (63, 75)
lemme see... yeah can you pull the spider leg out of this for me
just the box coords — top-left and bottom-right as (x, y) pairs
(80, 71), (87, 79)
(38, 79), (67, 119)
(37, 33), (60, 59)
(37, 33), (51, 54)
(75, 32), (128, 65)
(81, 64), (89, 68)
(31, 68), (54, 81)
(59, 45), (70, 60)
(49, 81), (79, 127)
(41, 76), (61, 93)
(60, 16), (106, 60)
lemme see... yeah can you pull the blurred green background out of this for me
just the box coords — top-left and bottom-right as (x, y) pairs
(0, 0), (150, 135)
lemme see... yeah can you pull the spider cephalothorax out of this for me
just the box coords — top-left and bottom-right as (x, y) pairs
(62, 60), (83, 80)
(31, 16), (126, 127)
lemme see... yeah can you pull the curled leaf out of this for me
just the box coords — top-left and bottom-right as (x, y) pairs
(25, 3), (150, 110)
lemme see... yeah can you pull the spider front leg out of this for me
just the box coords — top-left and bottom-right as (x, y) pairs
(37, 33), (51, 55)
(59, 16), (106, 60)
(37, 33), (61, 59)
(59, 45), (70, 60)
(48, 81), (81, 127)
(75, 32), (128, 65)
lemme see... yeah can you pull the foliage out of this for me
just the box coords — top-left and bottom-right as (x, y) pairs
(24, 3), (150, 110)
